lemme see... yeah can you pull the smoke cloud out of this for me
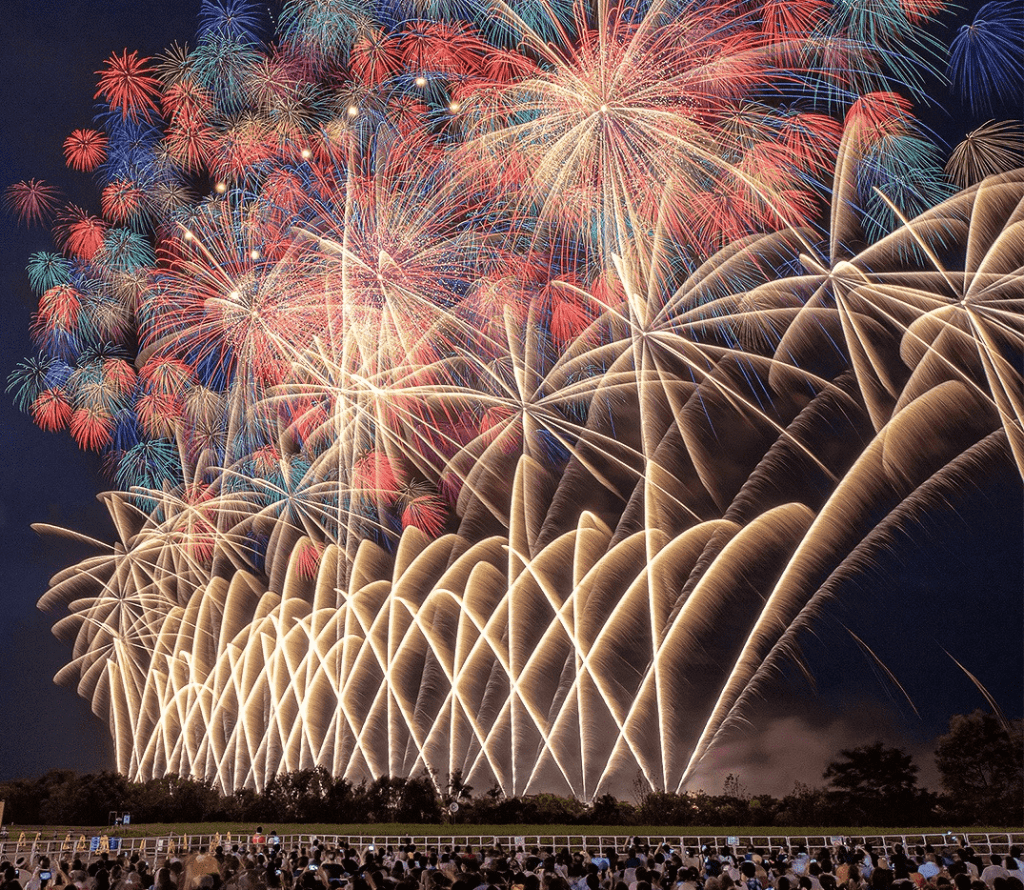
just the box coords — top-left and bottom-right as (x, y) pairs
(685, 697), (943, 797)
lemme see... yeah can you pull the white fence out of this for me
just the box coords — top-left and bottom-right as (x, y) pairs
(3, 830), (1022, 861)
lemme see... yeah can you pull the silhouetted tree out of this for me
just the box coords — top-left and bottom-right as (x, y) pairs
(130, 775), (222, 822)
(589, 792), (634, 825)
(824, 741), (922, 826)
(936, 710), (1024, 825)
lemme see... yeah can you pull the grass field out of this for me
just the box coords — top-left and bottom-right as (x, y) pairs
(9, 823), (1016, 839)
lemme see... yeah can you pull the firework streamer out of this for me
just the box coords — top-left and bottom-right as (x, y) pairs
(7, 0), (1023, 796)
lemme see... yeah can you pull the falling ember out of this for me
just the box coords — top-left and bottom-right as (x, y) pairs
(7, 0), (1023, 797)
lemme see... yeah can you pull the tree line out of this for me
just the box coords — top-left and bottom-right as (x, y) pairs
(1, 710), (1019, 828)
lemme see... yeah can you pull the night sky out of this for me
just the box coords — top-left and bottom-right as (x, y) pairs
(0, 0), (1020, 795)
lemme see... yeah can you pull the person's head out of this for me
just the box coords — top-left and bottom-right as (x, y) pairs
(740, 863), (756, 880)
(991, 857), (1004, 869)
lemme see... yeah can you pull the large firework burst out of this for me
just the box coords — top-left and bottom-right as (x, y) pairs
(7, 0), (1023, 797)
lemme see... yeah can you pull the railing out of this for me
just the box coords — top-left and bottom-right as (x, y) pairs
(2, 831), (1022, 861)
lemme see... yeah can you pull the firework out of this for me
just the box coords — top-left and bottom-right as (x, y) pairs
(95, 50), (165, 122)
(3, 180), (61, 227)
(7, 0), (1023, 796)
(948, 0), (1024, 115)
(64, 129), (109, 172)
(945, 120), (1024, 188)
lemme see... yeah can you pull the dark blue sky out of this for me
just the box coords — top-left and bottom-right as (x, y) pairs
(0, 0), (1020, 790)
(0, 0), (199, 780)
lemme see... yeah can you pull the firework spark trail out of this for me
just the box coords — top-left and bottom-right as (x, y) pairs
(6, 0), (1024, 796)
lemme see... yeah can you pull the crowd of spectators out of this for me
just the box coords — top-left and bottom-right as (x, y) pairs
(2, 836), (1022, 890)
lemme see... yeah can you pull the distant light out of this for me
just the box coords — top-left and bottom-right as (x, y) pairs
(214, 182), (227, 194)
(449, 101), (461, 113)
(599, 104), (608, 113)
(347, 105), (359, 117)
(183, 231), (194, 242)
(250, 250), (261, 260)
(300, 148), (312, 159)
(414, 76), (427, 87)
(230, 290), (240, 300)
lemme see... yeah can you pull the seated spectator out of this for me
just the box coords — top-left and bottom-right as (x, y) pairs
(981, 859), (1009, 887)
(871, 867), (893, 890)
(740, 862), (761, 890)
(952, 857), (978, 881)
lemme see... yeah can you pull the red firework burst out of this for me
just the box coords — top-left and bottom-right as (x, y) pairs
(846, 91), (916, 136)
(55, 206), (107, 261)
(352, 450), (400, 495)
(3, 179), (62, 227)
(400, 488), (447, 537)
(36, 284), (83, 332)
(350, 27), (403, 85)
(210, 115), (280, 181)
(136, 391), (183, 438)
(294, 538), (325, 579)
(101, 180), (148, 225)
(31, 389), (73, 432)
(397, 20), (487, 77)
(102, 358), (137, 396)
(63, 129), (108, 172)
(161, 79), (213, 121)
(69, 405), (115, 451)
(165, 119), (218, 172)
(94, 49), (163, 121)
(139, 357), (192, 395)
(145, 199), (328, 386)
